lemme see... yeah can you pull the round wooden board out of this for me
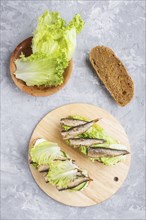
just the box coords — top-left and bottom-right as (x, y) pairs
(28, 103), (131, 207)
(10, 37), (73, 96)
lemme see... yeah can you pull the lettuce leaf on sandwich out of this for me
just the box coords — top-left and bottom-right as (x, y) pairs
(30, 138), (90, 191)
(30, 139), (67, 165)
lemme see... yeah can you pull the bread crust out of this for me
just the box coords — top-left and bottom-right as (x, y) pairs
(89, 46), (134, 106)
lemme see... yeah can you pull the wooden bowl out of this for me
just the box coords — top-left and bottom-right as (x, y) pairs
(10, 37), (73, 96)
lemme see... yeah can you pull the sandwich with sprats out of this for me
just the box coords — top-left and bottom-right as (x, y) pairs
(60, 116), (130, 165)
(29, 138), (92, 191)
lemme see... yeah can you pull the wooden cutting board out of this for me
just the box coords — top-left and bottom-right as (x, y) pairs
(28, 103), (131, 207)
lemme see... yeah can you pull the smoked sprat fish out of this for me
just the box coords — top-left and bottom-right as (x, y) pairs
(88, 147), (129, 158)
(60, 118), (87, 127)
(69, 138), (105, 148)
(61, 118), (100, 140)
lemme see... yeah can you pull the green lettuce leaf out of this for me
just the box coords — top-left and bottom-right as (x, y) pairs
(15, 11), (84, 86)
(47, 160), (78, 188)
(69, 115), (88, 121)
(30, 140), (66, 165)
(32, 11), (66, 56)
(95, 156), (126, 165)
(68, 14), (85, 34)
(81, 124), (118, 146)
(15, 53), (68, 86)
(32, 11), (84, 60)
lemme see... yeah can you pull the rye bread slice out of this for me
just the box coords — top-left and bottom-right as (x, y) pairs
(89, 46), (134, 106)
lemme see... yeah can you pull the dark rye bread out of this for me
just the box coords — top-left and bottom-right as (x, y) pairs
(89, 46), (134, 106)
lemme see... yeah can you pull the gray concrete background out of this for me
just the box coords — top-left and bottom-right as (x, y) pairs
(1, 0), (145, 219)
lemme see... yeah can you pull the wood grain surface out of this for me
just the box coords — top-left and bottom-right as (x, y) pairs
(28, 103), (131, 207)
(10, 37), (73, 96)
